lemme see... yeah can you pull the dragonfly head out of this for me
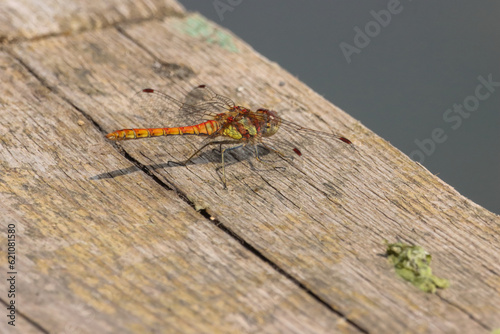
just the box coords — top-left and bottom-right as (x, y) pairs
(257, 109), (281, 137)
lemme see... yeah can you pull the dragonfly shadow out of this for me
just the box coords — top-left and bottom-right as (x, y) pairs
(89, 145), (275, 180)
(89, 165), (143, 180)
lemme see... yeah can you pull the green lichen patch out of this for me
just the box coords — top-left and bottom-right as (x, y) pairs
(173, 14), (239, 53)
(386, 242), (449, 293)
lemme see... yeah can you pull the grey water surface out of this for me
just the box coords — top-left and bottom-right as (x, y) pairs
(178, 0), (500, 214)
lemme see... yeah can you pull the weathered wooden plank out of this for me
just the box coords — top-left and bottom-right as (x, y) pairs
(0, 0), (183, 43)
(0, 302), (43, 334)
(0, 52), (361, 333)
(9, 12), (499, 333)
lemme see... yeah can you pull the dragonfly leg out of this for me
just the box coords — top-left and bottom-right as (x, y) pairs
(253, 145), (279, 164)
(254, 143), (293, 173)
(221, 144), (243, 188)
(176, 140), (237, 166)
(253, 145), (272, 165)
(173, 140), (241, 188)
(258, 143), (290, 161)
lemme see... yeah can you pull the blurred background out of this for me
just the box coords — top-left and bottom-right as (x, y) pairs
(178, 0), (500, 214)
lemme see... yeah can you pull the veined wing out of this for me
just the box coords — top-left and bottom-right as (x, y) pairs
(278, 117), (352, 145)
(181, 84), (235, 114)
(260, 114), (354, 159)
(129, 85), (235, 128)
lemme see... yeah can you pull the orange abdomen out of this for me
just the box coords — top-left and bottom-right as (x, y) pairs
(105, 120), (220, 141)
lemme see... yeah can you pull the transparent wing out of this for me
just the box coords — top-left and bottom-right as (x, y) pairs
(181, 84), (235, 114)
(260, 116), (354, 160)
(129, 85), (235, 128)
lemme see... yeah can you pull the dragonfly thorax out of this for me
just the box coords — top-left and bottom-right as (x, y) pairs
(219, 107), (281, 141)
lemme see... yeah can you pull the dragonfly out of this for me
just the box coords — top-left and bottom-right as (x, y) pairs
(106, 85), (353, 188)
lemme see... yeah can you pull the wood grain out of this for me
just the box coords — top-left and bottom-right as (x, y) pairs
(0, 53), (359, 333)
(1, 1), (499, 333)
(0, 0), (183, 42)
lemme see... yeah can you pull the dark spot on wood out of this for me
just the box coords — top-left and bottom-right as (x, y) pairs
(152, 61), (194, 80)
